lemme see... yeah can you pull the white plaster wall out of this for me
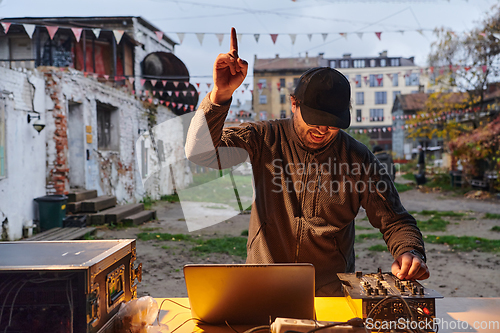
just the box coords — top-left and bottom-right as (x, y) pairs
(0, 67), (46, 240)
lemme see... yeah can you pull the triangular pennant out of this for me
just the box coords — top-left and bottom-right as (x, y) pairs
(103, 74), (109, 80)
(151, 79), (157, 86)
(83, 72), (88, 78)
(254, 34), (260, 43)
(190, 105), (194, 111)
(171, 102), (177, 108)
(113, 30), (124, 44)
(416, 29), (424, 36)
(270, 34), (278, 44)
(321, 33), (328, 41)
(207, 83), (211, 89)
(167, 91), (172, 97)
(307, 34), (312, 41)
(71, 28), (83, 43)
(178, 103), (183, 108)
(190, 91), (195, 96)
(140, 79), (146, 86)
(92, 73), (99, 79)
(182, 91), (188, 96)
(375, 32), (382, 40)
(177, 33), (185, 44)
(155, 31), (163, 42)
(45, 26), (59, 40)
(482, 65), (488, 73)
(216, 33), (224, 46)
(159, 91), (163, 96)
(173, 81), (179, 88)
(92, 28), (101, 38)
(244, 83), (249, 90)
(289, 34), (297, 45)
(128, 77), (135, 84)
(1, 22), (11, 34)
(196, 82), (200, 88)
(184, 81), (190, 88)
(23, 24), (36, 39)
(165, 101), (170, 107)
(175, 91), (180, 97)
(196, 33), (205, 45)
(356, 32), (363, 39)
(162, 80), (167, 86)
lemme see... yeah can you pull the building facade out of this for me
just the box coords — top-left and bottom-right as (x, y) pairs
(253, 51), (431, 150)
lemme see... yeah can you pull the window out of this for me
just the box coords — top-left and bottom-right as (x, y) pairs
(405, 73), (420, 86)
(392, 73), (399, 87)
(329, 60), (336, 68)
(259, 95), (267, 104)
(393, 91), (401, 101)
(340, 59), (350, 68)
(380, 59), (386, 67)
(390, 58), (400, 66)
(258, 79), (267, 89)
(97, 102), (119, 151)
(280, 94), (286, 104)
(370, 109), (384, 122)
(355, 74), (361, 88)
(259, 111), (267, 120)
(0, 100), (5, 178)
(279, 78), (286, 90)
(356, 109), (362, 122)
(280, 110), (286, 119)
(369, 74), (383, 87)
(355, 92), (364, 105)
(375, 91), (387, 105)
(370, 59), (376, 67)
(353, 59), (365, 68)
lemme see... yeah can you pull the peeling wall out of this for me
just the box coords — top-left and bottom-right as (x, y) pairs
(0, 67), (46, 240)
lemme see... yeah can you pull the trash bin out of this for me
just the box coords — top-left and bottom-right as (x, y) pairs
(34, 195), (68, 231)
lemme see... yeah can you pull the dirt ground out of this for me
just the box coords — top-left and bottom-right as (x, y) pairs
(97, 186), (500, 299)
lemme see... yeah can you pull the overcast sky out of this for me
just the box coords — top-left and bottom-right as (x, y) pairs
(1, 0), (497, 101)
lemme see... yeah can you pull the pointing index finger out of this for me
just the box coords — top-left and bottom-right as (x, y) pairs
(230, 27), (238, 58)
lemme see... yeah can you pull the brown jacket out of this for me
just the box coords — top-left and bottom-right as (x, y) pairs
(185, 95), (425, 296)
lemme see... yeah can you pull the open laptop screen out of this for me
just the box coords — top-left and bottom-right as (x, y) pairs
(184, 263), (315, 325)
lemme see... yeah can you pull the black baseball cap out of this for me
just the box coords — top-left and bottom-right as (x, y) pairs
(293, 67), (351, 129)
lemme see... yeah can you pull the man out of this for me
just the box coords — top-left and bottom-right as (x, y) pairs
(185, 28), (429, 296)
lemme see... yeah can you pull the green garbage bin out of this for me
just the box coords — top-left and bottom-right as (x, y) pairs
(34, 195), (68, 231)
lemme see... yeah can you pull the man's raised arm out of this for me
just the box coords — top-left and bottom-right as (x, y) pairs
(185, 27), (249, 167)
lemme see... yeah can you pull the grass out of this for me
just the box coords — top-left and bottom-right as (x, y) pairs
(491, 226), (500, 232)
(368, 244), (388, 252)
(401, 173), (415, 181)
(355, 225), (372, 230)
(141, 227), (161, 232)
(416, 216), (449, 232)
(241, 230), (249, 236)
(394, 182), (414, 193)
(161, 193), (180, 202)
(355, 233), (383, 242)
(108, 220), (134, 230)
(419, 210), (465, 218)
(136, 232), (193, 241)
(425, 173), (454, 192)
(424, 235), (500, 252)
(484, 213), (500, 220)
(140, 195), (155, 210)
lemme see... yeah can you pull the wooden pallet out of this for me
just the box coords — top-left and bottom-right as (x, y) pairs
(26, 227), (96, 241)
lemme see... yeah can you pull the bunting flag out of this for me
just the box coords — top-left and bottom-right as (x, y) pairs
(178, 103), (183, 108)
(103, 74), (109, 80)
(243, 83), (249, 90)
(190, 91), (195, 96)
(479, 32), (487, 37)
(216, 33), (224, 46)
(92, 28), (101, 38)
(155, 31), (163, 42)
(23, 24), (36, 39)
(386, 73), (393, 80)
(173, 81), (179, 88)
(206, 83), (211, 89)
(363, 76), (368, 85)
(307, 34), (312, 41)
(113, 30), (124, 44)
(46, 26), (59, 40)
(175, 91), (180, 97)
(140, 79), (146, 86)
(1, 22), (11, 34)
(356, 32), (363, 39)
(482, 65), (488, 73)
(190, 105), (195, 111)
(159, 91), (163, 97)
(171, 102), (177, 108)
(184, 82), (190, 88)
(177, 33), (185, 44)
(254, 34), (260, 43)
(167, 91), (172, 97)
(92, 73), (99, 79)
(128, 77), (135, 84)
(289, 34), (297, 45)
(196, 83), (200, 88)
(71, 28), (83, 42)
(151, 79), (157, 86)
(182, 91), (187, 96)
(321, 33), (328, 41)
(270, 34), (278, 44)
(196, 33), (205, 45)
(416, 29), (424, 36)
(165, 101), (170, 107)
(339, 33), (347, 39)
(162, 80), (167, 86)
(375, 32), (382, 40)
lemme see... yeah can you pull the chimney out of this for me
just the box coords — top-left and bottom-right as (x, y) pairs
(379, 50), (388, 57)
(343, 53), (351, 58)
(275, 54), (279, 58)
(318, 52), (324, 58)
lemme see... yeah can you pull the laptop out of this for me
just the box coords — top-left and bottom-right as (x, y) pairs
(183, 263), (315, 325)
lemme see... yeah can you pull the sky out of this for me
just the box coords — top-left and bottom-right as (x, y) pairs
(1, 0), (498, 102)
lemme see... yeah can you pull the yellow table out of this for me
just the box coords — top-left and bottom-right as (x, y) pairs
(156, 297), (360, 333)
